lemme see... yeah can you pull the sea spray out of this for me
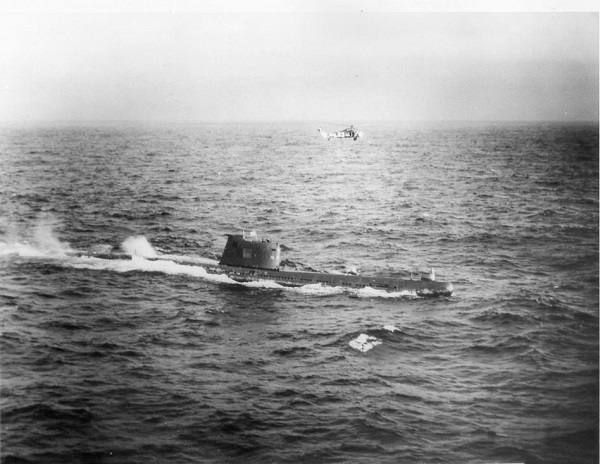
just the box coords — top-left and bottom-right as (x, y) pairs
(0, 215), (71, 257)
(122, 236), (158, 258)
(33, 220), (72, 255)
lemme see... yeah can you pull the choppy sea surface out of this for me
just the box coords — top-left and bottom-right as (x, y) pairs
(0, 121), (598, 464)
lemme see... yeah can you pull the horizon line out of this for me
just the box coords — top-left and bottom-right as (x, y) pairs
(1, 118), (598, 125)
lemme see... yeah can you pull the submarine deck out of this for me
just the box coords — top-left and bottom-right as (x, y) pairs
(207, 264), (453, 296)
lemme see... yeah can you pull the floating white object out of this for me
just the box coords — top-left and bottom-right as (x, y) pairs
(349, 333), (382, 352)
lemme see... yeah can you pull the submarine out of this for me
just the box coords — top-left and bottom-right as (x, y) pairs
(209, 231), (452, 296)
(78, 231), (453, 297)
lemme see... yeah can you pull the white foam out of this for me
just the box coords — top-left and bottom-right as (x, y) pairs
(0, 240), (69, 258)
(349, 333), (382, 353)
(289, 283), (347, 296)
(157, 253), (220, 267)
(0, 241), (38, 258)
(353, 286), (418, 299)
(383, 325), (400, 332)
(69, 255), (238, 284)
(242, 279), (285, 289)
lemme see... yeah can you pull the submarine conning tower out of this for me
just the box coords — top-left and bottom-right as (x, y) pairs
(219, 231), (281, 270)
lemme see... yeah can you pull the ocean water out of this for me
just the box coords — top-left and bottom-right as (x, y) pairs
(0, 121), (598, 464)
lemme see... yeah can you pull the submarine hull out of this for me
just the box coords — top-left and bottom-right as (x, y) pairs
(70, 252), (453, 297)
(207, 264), (453, 297)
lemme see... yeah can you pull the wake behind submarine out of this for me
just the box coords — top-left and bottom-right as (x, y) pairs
(79, 231), (453, 297)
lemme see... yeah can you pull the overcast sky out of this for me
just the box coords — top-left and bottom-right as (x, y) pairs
(1, 1), (598, 122)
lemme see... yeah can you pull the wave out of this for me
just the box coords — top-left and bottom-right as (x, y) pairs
(3, 402), (94, 427)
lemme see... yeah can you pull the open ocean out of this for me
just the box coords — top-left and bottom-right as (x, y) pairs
(0, 121), (598, 464)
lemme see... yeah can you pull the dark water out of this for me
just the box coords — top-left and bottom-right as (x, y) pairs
(1, 121), (598, 464)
